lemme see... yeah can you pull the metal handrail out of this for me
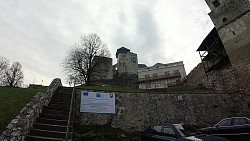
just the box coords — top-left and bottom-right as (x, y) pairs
(65, 82), (75, 141)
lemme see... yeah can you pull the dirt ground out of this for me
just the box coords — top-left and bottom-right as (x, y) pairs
(73, 124), (141, 141)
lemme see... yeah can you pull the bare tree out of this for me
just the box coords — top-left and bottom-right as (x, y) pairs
(0, 56), (9, 86)
(4, 62), (24, 87)
(63, 34), (110, 86)
(0, 56), (9, 74)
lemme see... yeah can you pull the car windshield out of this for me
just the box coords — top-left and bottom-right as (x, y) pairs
(174, 124), (198, 137)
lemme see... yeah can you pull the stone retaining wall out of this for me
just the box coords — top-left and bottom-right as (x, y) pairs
(0, 78), (62, 141)
(185, 63), (239, 93)
(75, 90), (250, 132)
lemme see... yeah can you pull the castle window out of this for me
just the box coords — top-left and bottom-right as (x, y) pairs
(146, 83), (150, 89)
(165, 71), (170, 76)
(222, 17), (228, 23)
(212, 0), (220, 8)
(153, 73), (158, 78)
(174, 70), (179, 73)
(131, 57), (136, 63)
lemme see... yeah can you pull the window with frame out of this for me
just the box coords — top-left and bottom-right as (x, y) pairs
(165, 71), (170, 76)
(217, 119), (232, 127)
(234, 118), (248, 125)
(146, 82), (151, 89)
(148, 125), (162, 135)
(163, 126), (176, 137)
(131, 56), (136, 63)
(153, 73), (158, 78)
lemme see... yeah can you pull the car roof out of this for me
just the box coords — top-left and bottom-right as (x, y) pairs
(151, 123), (192, 127)
(220, 117), (250, 120)
(232, 116), (249, 119)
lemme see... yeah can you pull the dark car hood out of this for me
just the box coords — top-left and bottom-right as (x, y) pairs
(186, 134), (228, 141)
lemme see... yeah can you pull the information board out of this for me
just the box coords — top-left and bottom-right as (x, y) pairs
(80, 91), (115, 113)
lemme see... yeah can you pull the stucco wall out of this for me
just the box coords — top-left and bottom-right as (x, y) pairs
(75, 90), (249, 132)
(138, 61), (186, 79)
(138, 61), (186, 89)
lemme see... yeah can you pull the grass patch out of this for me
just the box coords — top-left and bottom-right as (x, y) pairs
(0, 87), (45, 133)
(77, 85), (145, 93)
(77, 84), (199, 94)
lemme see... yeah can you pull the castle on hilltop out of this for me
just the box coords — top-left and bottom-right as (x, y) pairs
(114, 47), (139, 75)
(187, 0), (250, 93)
(93, 46), (187, 89)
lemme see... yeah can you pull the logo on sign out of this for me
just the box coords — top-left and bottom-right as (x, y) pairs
(110, 94), (113, 98)
(96, 93), (101, 97)
(83, 92), (88, 96)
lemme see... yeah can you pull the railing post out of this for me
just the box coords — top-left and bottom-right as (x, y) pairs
(65, 78), (76, 141)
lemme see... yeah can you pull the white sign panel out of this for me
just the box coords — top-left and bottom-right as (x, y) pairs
(80, 91), (115, 113)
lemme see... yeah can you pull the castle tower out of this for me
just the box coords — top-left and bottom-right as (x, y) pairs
(205, 0), (250, 90)
(116, 47), (138, 74)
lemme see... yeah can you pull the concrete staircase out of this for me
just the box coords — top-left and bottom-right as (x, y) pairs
(26, 87), (74, 141)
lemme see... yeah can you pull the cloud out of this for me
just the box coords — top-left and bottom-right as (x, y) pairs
(0, 0), (214, 85)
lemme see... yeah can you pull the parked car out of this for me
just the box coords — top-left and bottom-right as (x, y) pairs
(141, 123), (228, 141)
(199, 117), (250, 141)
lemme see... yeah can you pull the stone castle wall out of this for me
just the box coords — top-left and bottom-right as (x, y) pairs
(0, 78), (62, 141)
(75, 90), (250, 132)
(205, 0), (250, 95)
(185, 63), (239, 93)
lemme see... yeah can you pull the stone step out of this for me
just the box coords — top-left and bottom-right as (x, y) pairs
(40, 113), (69, 120)
(48, 104), (70, 109)
(36, 118), (72, 126)
(25, 86), (74, 141)
(53, 93), (73, 96)
(43, 106), (70, 112)
(26, 135), (64, 141)
(49, 100), (71, 105)
(53, 93), (72, 96)
(42, 109), (69, 116)
(29, 129), (66, 139)
(33, 123), (72, 132)
(55, 87), (73, 95)
(50, 99), (71, 103)
(54, 91), (72, 94)
(50, 96), (72, 102)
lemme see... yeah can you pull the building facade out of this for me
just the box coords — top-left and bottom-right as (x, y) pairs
(138, 61), (186, 89)
(204, 0), (250, 91)
(115, 47), (138, 75)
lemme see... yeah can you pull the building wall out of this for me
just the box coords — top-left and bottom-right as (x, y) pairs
(105, 58), (113, 80)
(138, 61), (186, 89)
(138, 79), (171, 89)
(75, 90), (250, 132)
(117, 52), (138, 74)
(92, 57), (113, 80)
(217, 11), (250, 92)
(205, 0), (250, 93)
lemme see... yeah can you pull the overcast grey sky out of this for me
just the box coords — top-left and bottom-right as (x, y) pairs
(0, 0), (214, 86)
